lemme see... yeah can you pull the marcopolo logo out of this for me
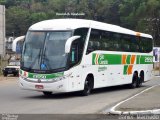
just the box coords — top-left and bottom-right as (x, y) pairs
(98, 66), (107, 72)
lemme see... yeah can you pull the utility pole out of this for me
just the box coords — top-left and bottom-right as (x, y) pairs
(0, 56), (1, 74)
(0, 5), (5, 74)
(159, 49), (160, 76)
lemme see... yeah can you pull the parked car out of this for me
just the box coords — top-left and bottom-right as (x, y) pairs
(2, 61), (20, 77)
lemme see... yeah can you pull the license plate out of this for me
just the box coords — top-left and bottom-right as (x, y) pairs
(35, 85), (44, 89)
(8, 71), (12, 73)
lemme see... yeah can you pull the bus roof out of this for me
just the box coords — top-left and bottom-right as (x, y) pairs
(29, 19), (152, 39)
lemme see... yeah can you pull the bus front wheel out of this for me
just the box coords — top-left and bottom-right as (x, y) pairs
(43, 91), (52, 96)
(81, 76), (93, 96)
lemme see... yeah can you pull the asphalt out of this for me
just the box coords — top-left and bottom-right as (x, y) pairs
(110, 75), (160, 114)
(1, 73), (160, 115)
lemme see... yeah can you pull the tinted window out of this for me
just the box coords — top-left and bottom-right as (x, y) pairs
(87, 29), (153, 54)
(69, 28), (88, 67)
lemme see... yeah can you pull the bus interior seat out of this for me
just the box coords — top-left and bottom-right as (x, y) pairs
(124, 44), (130, 51)
(88, 41), (94, 47)
(114, 43), (119, 50)
(94, 41), (100, 50)
(103, 42), (109, 50)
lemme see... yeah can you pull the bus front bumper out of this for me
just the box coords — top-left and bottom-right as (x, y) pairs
(19, 76), (69, 93)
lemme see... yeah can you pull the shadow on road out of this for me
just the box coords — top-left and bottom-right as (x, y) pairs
(23, 84), (148, 100)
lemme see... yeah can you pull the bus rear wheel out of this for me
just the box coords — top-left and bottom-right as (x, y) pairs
(130, 72), (138, 89)
(137, 72), (144, 87)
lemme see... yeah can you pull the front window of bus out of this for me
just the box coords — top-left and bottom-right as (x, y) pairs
(21, 31), (72, 72)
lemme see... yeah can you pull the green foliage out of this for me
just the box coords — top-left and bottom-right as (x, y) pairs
(6, 6), (30, 36)
(2, 0), (160, 46)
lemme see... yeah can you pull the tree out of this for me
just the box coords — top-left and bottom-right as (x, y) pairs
(4, 0), (160, 46)
(6, 7), (30, 36)
(119, 0), (160, 46)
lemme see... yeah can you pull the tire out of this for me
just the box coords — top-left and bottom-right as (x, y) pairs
(130, 73), (138, 89)
(3, 73), (7, 77)
(14, 74), (17, 77)
(81, 76), (93, 96)
(137, 72), (144, 87)
(43, 91), (52, 96)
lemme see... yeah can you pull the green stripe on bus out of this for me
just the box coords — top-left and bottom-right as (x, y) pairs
(20, 69), (64, 79)
(92, 53), (153, 65)
(123, 65), (128, 75)
(136, 55), (153, 64)
(29, 72), (64, 79)
(92, 53), (121, 65)
(126, 55), (131, 64)
(107, 54), (121, 64)
(136, 55), (140, 64)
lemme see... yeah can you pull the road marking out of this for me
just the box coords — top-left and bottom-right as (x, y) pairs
(109, 84), (160, 114)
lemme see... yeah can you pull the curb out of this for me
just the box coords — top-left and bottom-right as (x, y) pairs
(108, 84), (160, 115)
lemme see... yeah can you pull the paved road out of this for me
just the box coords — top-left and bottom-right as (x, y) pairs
(0, 76), (159, 114)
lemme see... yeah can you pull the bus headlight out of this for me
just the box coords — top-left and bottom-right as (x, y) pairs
(54, 76), (66, 81)
(20, 75), (27, 80)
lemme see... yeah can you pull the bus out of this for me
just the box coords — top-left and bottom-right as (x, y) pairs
(19, 19), (153, 96)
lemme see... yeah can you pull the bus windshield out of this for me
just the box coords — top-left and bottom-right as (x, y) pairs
(21, 31), (72, 72)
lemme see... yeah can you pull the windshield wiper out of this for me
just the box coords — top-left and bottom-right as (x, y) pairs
(41, 47), (52, 70)
(28, 48), (42, 71)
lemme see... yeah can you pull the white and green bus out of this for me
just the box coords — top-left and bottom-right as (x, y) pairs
(19, 19), (153, 96)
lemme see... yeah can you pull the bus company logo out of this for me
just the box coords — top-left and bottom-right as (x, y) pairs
(94, 54), (108, 65)
(33, 74), (46, 79)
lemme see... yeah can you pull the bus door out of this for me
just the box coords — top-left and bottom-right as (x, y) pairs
(69, 41), (82, 90)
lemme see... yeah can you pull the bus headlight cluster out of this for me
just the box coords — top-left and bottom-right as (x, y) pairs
(52, 73), (72, 82)
(53, 76), (66, 82)
(20, 75), (27, 80)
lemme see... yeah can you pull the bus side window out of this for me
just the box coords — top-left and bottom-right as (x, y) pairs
(103, 42), (109, 50)
(94, 41), (100, 50)
(70, 42), (79, 66)
(87, 41), (94, 54)
(73, 28), (89, 64)
(87, 29), (101, 54)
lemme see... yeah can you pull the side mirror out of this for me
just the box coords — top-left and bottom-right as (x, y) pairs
(12, 36), (25, 52)
(65, 36), (80, 53)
